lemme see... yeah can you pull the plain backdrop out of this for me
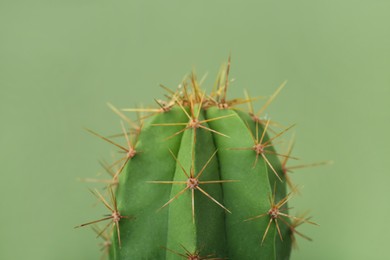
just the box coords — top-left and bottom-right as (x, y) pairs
(0, 1), (389, 259)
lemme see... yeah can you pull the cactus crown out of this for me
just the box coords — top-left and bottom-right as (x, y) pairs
(77, 59), (324, 260)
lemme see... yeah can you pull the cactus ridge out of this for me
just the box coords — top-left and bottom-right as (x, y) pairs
(77, 60), (325, 259)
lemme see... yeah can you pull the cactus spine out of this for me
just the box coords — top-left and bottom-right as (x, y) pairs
(77, 60), (318, 259)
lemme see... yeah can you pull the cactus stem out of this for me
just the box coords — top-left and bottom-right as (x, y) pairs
(149, 149), (234, 223)
(75, 187), (131, 248)
(77, 63), (321, 258)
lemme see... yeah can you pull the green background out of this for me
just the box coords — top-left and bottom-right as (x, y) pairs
(1, 1), (389, 259)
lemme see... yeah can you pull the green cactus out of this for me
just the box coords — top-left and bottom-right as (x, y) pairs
(77, 60), (320, 259)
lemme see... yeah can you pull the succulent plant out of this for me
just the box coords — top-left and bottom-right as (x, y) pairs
(77, 59), (323, 259)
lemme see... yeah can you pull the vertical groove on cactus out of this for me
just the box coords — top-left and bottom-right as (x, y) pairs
(76, 60), (324, 260)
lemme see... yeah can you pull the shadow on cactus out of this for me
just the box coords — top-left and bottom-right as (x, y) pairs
(76, 59), (329, 259)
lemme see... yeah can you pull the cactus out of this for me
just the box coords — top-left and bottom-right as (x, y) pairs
(77, 59), (321, 259)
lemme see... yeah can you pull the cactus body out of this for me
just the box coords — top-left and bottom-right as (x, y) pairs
(78, 63), (317, 259)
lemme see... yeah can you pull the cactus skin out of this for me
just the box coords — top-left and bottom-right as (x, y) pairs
(79, 62), (316, 259)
